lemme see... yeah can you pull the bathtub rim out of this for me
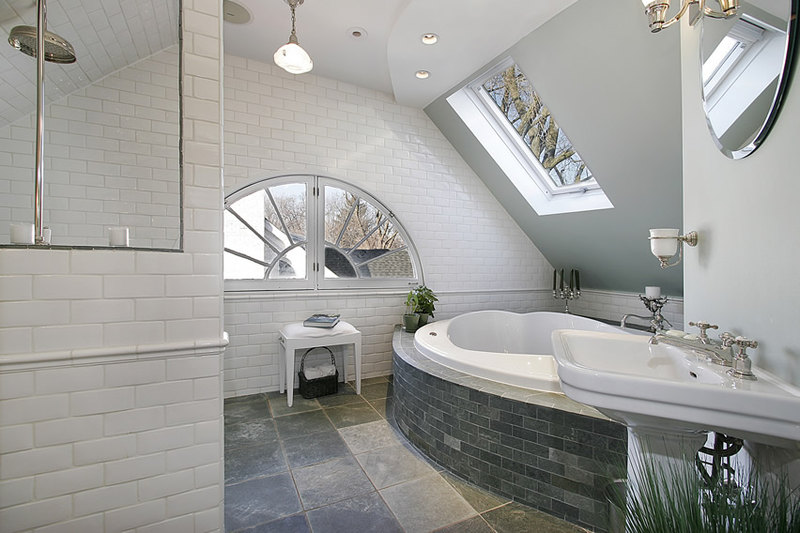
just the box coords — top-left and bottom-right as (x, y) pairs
(393, 325), (611, 422)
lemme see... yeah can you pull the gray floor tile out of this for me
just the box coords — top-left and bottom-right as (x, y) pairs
(367, 397), (392, 419)
(282, 431), (351, 469)
(305, 492), (403, 533)
(441, 471), (509, 513)
(356, 443), (436, 489)
(224, 395), (270, 425)
(225, 441), (287, 485)
(316, 384), (366, 408)
(357, 376), (390, 386)
(242, 513), (311, 533)
(225, 473), (302, 532)
(292, 456), (375, 510)
(482, 502), (585, 533)
(338, 420), (402, 454)
(268, 392), (321, 417)
(226, 419), (279, 449)
(274, 410), (336, 441)
(434, 516), (495, 533)
(359, 381), (392, 400)
(380, 473), (477, 533)
(325, 403), (382, 429)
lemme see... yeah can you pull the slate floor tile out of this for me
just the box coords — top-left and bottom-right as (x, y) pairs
(305, 492), (403, 533)
(274, 410), (335, 440)
(225, 440), (287, 485)
(224, 395), (270, 425)
(434, 516), (495, 533)
(225, 419), (279, 449)
(224, 473), (302, 532)
(267, 391), (321, 417)
(356, 443), (435, 489)
(360, 381), (392, 400)
(324, 403), (382, 429)
(338, 420), (402, 454)
(441, 471), (509, 513)
(282, 430), (351, 469)
(292, 456), (375, 510)
(482, 502), (586, 533)
(241, 513), (311, 533)
(316, 384), (364, 408)
(380, 473), (476, 533)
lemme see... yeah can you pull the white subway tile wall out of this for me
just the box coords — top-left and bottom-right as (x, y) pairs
(0, 48), (181, 248)
(0, 1), (225, 532)
(221, 55), (554, 398)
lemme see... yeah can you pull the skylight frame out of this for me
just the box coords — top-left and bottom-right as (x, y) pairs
(469, 59), (600, 198)
(447, 58), (613, 216)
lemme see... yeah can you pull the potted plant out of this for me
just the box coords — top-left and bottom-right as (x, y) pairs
(403, 292), (420, 333)
(407, 285), (438, 327)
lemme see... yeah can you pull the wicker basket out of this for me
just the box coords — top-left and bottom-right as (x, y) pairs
(298, 346), (339, 399)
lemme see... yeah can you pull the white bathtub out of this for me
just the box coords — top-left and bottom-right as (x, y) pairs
(413, 311), (625, 392)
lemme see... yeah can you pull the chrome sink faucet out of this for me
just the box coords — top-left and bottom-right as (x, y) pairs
(648, 321), (735, 367)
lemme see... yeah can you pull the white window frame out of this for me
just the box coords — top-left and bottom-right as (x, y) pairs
(447, 58), (613, 216)
(224, 174), (423, 292)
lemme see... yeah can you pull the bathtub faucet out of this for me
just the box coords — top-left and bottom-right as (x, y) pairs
(620, 294), (672, 332)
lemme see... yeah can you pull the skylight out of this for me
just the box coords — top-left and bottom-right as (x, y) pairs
(447, 59), (612, 216)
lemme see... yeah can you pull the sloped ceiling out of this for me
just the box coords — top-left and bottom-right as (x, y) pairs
(0, 0), (178, 128)
(425, 0), (685, 295)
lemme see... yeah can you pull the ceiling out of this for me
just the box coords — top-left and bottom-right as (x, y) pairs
(223, 0), (578, 109)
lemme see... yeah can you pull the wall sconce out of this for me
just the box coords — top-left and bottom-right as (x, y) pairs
(641, 0), (738, 33)
(649, 228), (698, 268)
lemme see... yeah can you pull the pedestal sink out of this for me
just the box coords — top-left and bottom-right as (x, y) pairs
(551, 330), (800, 448)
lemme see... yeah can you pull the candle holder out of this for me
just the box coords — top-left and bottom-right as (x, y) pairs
(554, 287), (581, 314)
(553, 268), (581, 314)
(639, 294), (672, 331)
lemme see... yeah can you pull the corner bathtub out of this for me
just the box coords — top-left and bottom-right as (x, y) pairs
(413, 310), (624, 392)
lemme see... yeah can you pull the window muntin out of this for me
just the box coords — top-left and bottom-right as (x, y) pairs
(224, 175), (421, 290)
(323, 185), (414, 280)
(479, 65), (593, 191)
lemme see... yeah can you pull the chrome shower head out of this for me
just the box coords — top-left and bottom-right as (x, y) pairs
(8, 25), (76, 64)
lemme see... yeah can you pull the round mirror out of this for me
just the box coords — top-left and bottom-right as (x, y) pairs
(700, 0), (798, 159)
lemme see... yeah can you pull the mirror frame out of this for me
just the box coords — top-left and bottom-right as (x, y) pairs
(700, 0), (800, 159)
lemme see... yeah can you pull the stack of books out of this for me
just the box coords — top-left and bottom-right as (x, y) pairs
(303, 313), (340, 328)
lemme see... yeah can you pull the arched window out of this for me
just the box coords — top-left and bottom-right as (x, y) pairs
(224, 175), (423, 290)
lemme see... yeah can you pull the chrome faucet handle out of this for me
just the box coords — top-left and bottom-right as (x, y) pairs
(689, 321), (719, 342)
(730, 336), (758, 380)
(719, 331), (736, 347)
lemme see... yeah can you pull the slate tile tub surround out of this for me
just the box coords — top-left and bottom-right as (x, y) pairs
(392, 327), (627, 532)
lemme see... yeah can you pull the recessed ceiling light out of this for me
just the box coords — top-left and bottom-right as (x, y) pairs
(223, 0), (251, 24)
(415, 70), (430, 79)
(348, 27), (368, 39)
(421, 33), (438, 45)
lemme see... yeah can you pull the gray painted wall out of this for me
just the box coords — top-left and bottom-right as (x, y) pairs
(425, 0), (685, 295)
(681, 18), (800, 386)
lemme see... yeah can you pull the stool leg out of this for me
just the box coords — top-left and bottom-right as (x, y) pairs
(279, 341), (286, 394)
(286, 344), (294, 407)
(355, 338), (362, 394)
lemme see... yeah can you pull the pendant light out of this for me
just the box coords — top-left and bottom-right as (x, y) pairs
(274, 0), (312, 74)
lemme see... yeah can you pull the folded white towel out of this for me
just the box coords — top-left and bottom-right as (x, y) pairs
(303, 363), (337, 380)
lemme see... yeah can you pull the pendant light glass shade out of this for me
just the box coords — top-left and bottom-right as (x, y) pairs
(274, 41), (312, 74)
(274, 0), (312, 74)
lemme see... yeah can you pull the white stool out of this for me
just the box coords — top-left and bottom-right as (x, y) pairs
(278, 321), (362, 407)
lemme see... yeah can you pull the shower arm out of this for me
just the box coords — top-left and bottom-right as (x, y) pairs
(34, 0), (46, 244)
